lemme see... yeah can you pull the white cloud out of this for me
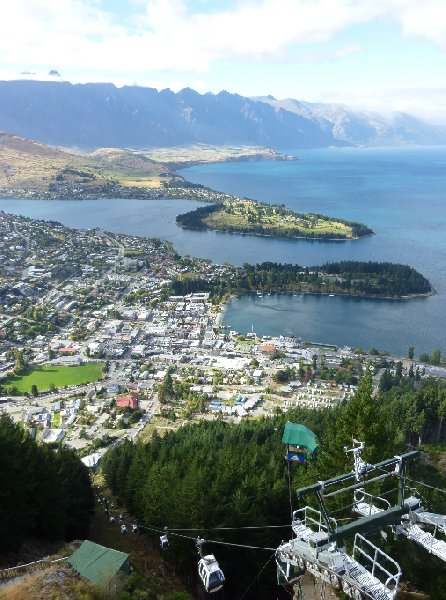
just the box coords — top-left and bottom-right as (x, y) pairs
(394, 0), (446, 49)
(332, 44), (363, 60)
(315, 86), (446, 122)
(296, 43), (363, 64)
(0, 0), (445, 76)
(0, 0), (390, 73)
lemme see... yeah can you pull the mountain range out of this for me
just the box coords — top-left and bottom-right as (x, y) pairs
(0, 80), (444, 150)
(253, 96), (446, 147)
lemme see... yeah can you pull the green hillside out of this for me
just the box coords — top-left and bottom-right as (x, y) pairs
(102, 374), (446, 599)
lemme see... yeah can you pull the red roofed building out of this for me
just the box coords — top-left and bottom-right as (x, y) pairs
(260, 344), (277, 354)
(116, 392), (139, 409)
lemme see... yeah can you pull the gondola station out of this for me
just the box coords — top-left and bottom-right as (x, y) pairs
(91, 430), (445, 599)
(275, 439), (446, 599)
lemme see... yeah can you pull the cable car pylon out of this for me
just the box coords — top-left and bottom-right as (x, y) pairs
(277, 439), (446, 599)
(277, 442), (423, 599)
(347, 440), (446, 563)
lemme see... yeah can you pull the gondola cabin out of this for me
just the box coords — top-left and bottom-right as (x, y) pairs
(198, 554), (225, 593)
(282, 422), (317, 464)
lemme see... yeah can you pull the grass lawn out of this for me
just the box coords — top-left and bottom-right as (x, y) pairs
(205, 201), (354, 238)
(4, 362), (104, 394)
(138, 416), (181, 442)
(236, 339), (256, 346)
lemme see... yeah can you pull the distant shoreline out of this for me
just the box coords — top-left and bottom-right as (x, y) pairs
(221, 289), (436, 315)
(0, 152), (293, 202)
(187, 225), (373, 242)
(167, 149), (298, 171)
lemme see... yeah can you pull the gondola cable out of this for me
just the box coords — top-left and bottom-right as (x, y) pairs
(238, 552), (275, 600)
(405, 475), (446, 495)
(136, 522), (277, 551)
(167, 524), (291, 531)
(287, 459), (294, 528)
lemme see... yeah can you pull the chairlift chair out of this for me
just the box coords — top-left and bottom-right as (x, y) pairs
(198, 554), (225, 593)
(275, 549), (304, 584)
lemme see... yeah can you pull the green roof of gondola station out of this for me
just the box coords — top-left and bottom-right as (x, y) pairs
(282, 422), (318, 452)
(67, 540), (130, 586)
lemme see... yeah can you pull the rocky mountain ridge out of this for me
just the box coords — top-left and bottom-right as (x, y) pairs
(253, 95), (446, 146)
(0, 80), (444, 150)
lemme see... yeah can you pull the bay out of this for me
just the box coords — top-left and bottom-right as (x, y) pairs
(179, 146), (446, 293)
(0, 198), (209, 253)
(0, 146), (445, 355)
(181, 146), (446, 356)
(223, 293), (439, 356)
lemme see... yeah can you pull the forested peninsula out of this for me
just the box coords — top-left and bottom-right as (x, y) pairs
(175, 199), (373, 240)
(170, 260), (433, 300)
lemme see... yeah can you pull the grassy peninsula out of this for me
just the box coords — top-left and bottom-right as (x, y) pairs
(0, 134), (373, 240)
(176, 199), (373, 239)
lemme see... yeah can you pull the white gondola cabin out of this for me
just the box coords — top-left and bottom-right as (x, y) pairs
(198, 554), (225, 593)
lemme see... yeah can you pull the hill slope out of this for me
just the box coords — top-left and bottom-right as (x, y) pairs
(0, 132), (173, 192)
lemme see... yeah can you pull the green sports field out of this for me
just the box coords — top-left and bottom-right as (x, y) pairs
(3, 362), (104, 394)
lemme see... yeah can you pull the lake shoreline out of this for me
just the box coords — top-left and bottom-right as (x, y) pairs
(224, 287), (436, 309)
(178, 223), (373, 242)
(221, 289), (440, 356)
(0, 145), (444, 355)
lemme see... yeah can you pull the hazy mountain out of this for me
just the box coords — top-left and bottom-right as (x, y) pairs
(0, 80), (337, 150)
(0, 80), (444, 150)
(253, 96), (446, 146)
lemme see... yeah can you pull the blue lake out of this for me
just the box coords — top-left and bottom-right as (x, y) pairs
(181, 146), (446, 355)
(1, 146), (445, 355)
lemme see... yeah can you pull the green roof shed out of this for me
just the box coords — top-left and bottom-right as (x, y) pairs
(68, 540), (130, 585)
(282, 422), (318, 462)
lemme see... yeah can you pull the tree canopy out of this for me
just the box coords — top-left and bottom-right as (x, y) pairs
(0, 415), (94, 552)
(169, 260), (432, 302)
(102, 376), (446, 598)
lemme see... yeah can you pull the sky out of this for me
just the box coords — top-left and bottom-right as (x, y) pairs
(1, 0), (446, 121)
